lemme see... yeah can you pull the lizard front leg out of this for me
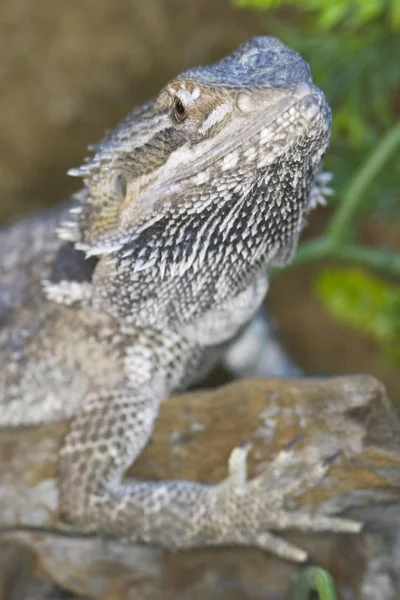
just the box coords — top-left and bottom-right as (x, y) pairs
(59, 330), (360, 562)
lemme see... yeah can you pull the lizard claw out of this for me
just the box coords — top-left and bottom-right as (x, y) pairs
(283, 433), (305, 452)
(227, 442), (252, 485)
(323, 448), (343, 466)
(213, 440), (362, 558)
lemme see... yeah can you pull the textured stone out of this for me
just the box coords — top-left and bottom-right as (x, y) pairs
(1, 375), (399, 599)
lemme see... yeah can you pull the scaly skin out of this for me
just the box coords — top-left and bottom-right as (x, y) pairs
(0, 37), (360, 562)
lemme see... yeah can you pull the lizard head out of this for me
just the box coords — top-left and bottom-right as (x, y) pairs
(61, 37), (331, 271)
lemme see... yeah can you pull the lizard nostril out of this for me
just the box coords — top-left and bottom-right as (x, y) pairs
(237, 93), (257, 113)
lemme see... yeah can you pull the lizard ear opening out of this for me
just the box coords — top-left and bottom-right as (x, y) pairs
(58, 169), (151, 257)
(111, 172), (127, 201)
(58, 169), (134, 256)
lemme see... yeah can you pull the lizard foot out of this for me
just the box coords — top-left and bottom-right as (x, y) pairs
(210, 440), (362, 561)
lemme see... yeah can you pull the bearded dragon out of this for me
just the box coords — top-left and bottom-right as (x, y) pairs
(0, 37), (360, 562)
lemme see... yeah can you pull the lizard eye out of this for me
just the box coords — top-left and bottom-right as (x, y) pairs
(173, 97), (187, 123)
(111, 173), (127, 201)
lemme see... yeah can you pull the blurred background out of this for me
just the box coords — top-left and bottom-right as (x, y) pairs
(0, 0), (399, 401)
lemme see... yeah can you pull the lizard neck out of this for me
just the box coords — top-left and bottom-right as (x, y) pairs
(87, 143), (317, 328)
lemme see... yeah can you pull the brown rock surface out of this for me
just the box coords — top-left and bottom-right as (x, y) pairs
(1, 375), (399, 599)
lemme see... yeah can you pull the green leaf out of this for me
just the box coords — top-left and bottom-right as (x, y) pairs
(391, 0), (400, 25)
(317, 2), (348, 29)
(316, 269), (400, 363)
(292, 567), (337, 600)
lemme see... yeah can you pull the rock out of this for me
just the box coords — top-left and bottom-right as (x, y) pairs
(1, 375), (400, 599)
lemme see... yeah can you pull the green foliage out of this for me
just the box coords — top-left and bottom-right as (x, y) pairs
(234, 0), (400, 28)
(291, 566), (337, 600)
(316, 268), (400, 362)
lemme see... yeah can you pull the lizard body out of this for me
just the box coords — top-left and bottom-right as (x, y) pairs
(0, 37), (359, 562)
